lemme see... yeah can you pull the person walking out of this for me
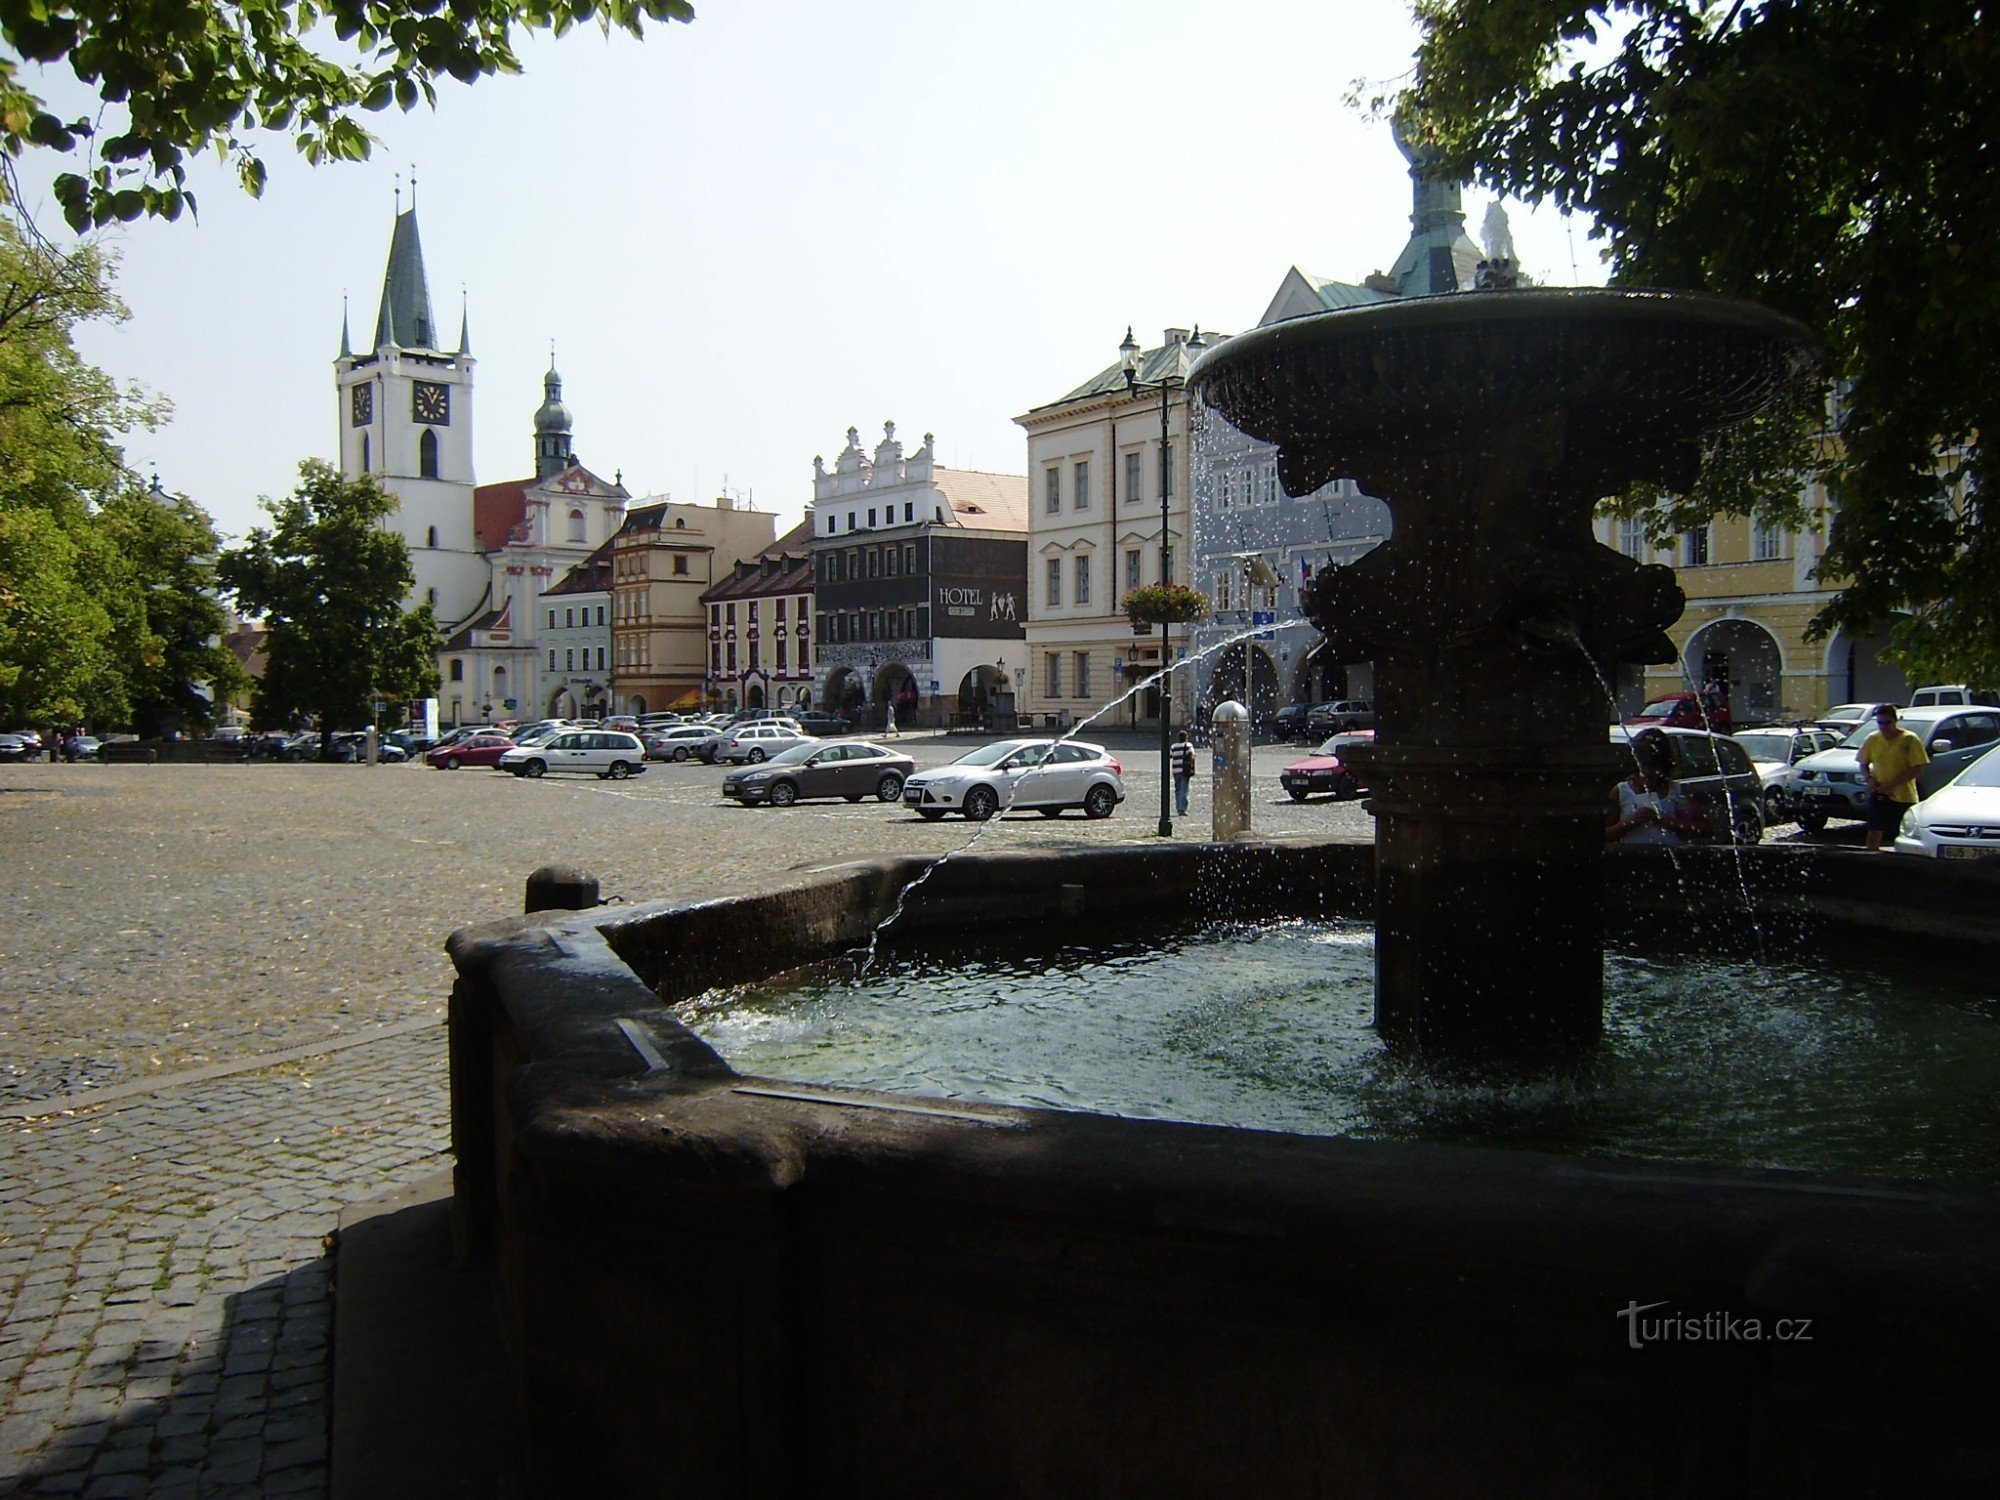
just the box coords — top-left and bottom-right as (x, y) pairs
(1171, 728), (1197, 818)
(885, 702), (898, 738)
(1858, 703), (1929, 851)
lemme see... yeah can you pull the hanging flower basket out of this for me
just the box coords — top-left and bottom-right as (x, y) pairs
(1121, 583), (1210, 627)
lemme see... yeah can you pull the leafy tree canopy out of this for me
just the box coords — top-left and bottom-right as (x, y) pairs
(217, 460), (440, 734)
(1406, 0), (1999, 684)
(0, 219), (235, 730)
(1, 0), (696, 231)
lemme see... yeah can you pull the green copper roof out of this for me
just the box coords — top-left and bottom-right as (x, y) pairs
(372, 208), (439, 351)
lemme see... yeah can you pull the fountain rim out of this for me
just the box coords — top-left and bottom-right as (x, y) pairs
(1186, 284), (1824, 396)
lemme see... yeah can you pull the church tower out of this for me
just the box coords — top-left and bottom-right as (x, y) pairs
(334, 192), (488, 625)
(533, 361), (575, 478)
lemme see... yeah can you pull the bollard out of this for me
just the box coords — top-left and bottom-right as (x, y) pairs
(1211, 700), (1253, 838)
(526, 865), (600, 913)
(364, 726), (379, 767)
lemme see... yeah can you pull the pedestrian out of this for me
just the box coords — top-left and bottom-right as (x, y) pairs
(885, 702), (898, 738)
(1858, 703), (1929, 851)
(1606, 729), (1709, 844)
(1172, 728), (1197, 817)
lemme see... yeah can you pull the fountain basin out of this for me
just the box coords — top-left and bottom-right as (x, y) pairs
(448, 840), (2000, 1495)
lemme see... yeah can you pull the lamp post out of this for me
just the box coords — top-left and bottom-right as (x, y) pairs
(1225, 551), (1283, 733)
(1120, 325), (1205, 836)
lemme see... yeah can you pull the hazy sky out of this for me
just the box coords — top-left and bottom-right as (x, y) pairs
(20, 0), (1603, 544)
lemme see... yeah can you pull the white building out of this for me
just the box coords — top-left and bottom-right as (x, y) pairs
(338, 203), (629, 725)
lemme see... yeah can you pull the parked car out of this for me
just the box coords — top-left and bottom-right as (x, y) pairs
(1269, 704), (1312, 741)
(901, 738), (1125, 821)
(1279, 733), (1373, 802)
(428, 733), (516, 770)
(645, 725), (728, 762)
(328, 731), (406, 763)
(499, 730), (649, 779)
(715, 722), (815, 764)
(0, 733), (29, 763)
(1909, 685), (1999, 709)
(1893, 743), (2000, 859)
(68, 735), (103, 761)
(1621, 689), (1732, 734)
(1786, 707), (2000, 833)
(1610, 726), (1766, 844)
(1813, 702), (1892, 733)
(602, 715), (642, 732)
(791, 711), (854, 737)
(721, 741), (916, 807)
(1729, 726), (1845, 823)
(1305, 699), (1376, 737)
(4, 729), (44, 761)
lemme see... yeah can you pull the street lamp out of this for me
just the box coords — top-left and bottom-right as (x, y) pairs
(1224, 551), (1282, 733)
(1120, 324), (1205, 836)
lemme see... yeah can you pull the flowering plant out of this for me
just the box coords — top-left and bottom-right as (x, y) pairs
(1121, 583), (1210, 625)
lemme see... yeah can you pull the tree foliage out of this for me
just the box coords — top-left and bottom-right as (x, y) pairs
(0, 220), (236, 730)
(1406, 0), (2000, 684)
(217, 460), (440, 734)
(1, 0), (696, 231)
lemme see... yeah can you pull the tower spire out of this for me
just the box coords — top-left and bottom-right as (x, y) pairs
(372, 187), (438, 350)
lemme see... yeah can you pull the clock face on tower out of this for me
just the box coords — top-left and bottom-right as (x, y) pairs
(412, 381), (450, 425)
(350, 384), (372, 427)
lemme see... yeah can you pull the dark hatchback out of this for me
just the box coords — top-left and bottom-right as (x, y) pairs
(721, 740), (915, 806)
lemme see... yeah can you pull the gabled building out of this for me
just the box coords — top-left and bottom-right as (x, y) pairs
(701, 522), (816, 713)
(809, 424), (1027, 730)
(1013, 330), (1211, 731)
(611, 498), (777, 715)
(540, 541), (616, 721)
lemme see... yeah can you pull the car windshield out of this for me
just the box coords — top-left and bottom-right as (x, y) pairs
(952, 741), (1040, 768)
(1632, 698), (1684, 719)
(1313, 738), (1353, 756)
(760, 744), (818, 766)
(1954, 743), (2000, 788)
(1732, 733), (1791, 761)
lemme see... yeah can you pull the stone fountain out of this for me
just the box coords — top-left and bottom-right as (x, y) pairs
(1189, 287), (1820, 1054)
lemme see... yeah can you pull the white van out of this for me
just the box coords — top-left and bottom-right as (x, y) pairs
(1909, 685), (1999, 709)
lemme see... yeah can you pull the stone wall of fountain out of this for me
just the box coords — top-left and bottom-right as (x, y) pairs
(447, 839), (2000, 1494)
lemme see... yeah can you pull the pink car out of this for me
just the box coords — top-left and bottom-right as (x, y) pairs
(427, 733), (516, 770)
(1279, 732), (1374, 802)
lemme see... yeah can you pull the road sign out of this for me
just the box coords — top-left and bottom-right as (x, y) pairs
(1251, 610), (1276, 641)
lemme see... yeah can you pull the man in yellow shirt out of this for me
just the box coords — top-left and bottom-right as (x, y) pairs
(1859, 704), (1930, 851)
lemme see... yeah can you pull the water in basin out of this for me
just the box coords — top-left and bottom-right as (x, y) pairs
(676, 920), (2000, 1186)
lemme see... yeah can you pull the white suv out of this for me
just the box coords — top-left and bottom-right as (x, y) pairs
(499, 730), (649, 779)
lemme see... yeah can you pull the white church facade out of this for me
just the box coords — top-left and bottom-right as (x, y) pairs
(336, 202), (629, 725)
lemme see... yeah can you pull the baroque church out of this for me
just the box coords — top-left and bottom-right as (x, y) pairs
(335, 198), (630, 725)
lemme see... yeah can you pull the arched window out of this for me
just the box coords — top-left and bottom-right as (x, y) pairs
(568, 508), (587, 542)
(420, 428), (440, 479)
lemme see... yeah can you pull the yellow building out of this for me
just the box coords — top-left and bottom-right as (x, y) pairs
(610, 497), (777, 715)
(1596, 481), (1911, 722)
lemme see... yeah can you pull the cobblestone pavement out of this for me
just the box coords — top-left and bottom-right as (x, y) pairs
(0, 736), (1371, 1496)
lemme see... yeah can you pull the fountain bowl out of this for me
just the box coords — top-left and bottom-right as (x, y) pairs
(447, 838), (2000, 1495)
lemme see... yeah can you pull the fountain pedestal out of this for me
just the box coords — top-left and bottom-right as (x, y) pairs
(1190, 288), (1819, 1055)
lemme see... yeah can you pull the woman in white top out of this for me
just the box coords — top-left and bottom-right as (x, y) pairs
(1607, 730), (1710, 845)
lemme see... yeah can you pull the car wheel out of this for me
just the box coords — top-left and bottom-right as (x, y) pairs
(917, 808), (947, 821)
(444, 755), (461, 771)
(1083, 783), (1116, 819)
(963, 786), (999, 821)
(1731, 803), (1765, 846)
(1287, 787), (1310, 803)
(607, 761), (630, 780)
(1797, 807), (1829, 834)
(522, 759), (546, 778)
(768, 782), (798, 807)
(672, 746), (690, 762)
(1763, 787), (1788, 824)
(747, 748), (765, 764)
(876, 773), (904, 802)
